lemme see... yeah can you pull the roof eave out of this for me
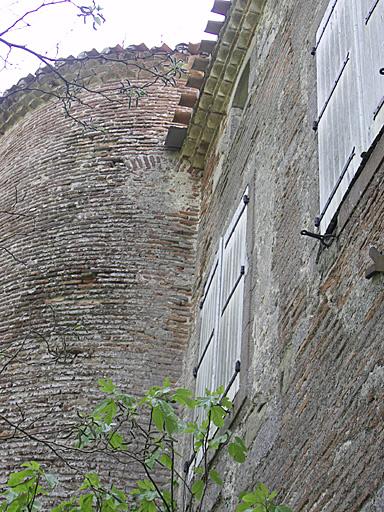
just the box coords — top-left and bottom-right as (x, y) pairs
(181, 0), (265, 169)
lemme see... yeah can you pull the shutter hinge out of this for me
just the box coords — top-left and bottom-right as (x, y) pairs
(365, 0), (381, 24)
(235, 360), (241, 373)
(240, 265), (245, 275)
(373, 96), (384, 121)
(300, 229), (335, 248)
(193, 366), (198, 378)
(314, 52), (350, 131)
(243, 194), (249, 205)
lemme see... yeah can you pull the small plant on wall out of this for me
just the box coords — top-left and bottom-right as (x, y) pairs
(0, 380), (293, 512)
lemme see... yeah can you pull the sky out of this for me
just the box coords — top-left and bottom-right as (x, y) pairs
(0, 0), (221, 93)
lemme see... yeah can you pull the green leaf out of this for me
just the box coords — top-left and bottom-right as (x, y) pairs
(235, 483), (291, 512)
(93, 398), (117, 425)
(81, 472), (100, 490)
(191, 479), (204, 501)
(210, 405), (225, 428)
(235, 436), (246, 451)
(79, 493), (94, 511)
(145, 449), (160, 470)
(21, 461), (41, 471)
(184, 421), (198, 434)
(235, 504), (253, 512)
(209, 469), (223, 486)
(162, 377), (171, 388)
(159, 453), (172, 470)
(152, 405), (164, 431)
(154, 400), (179, 435)
(8, 469), (34, 487)
(109, 432), (124, 450)
(228, 436), (247, 463)
(51, 499), (76, 511)
(119, 393), (136, 410)
(98, 378), (116, 394)
(221, 396), (233, 409)
(164, 412), (178, 434)
(215, 385), (225, 395)
(141, 501), (157, 512)
(173, 388), (196, 408)
(241, 483), (269, 503)
(208, 433), (228, 450)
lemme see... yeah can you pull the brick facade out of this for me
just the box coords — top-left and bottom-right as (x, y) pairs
(0, 54), (200, 492)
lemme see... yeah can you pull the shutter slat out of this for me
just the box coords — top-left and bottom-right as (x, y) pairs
(196, 339), (216, 397)
(315, 0), (339, 51)
(217, 281), (244, 397)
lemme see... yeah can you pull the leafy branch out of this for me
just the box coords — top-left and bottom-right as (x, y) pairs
(0, 379), (293, 512)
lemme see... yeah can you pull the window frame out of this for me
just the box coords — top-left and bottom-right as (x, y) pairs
(194, 187), (251, 410)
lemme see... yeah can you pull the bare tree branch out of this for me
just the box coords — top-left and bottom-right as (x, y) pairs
(0, 1), (73, 38)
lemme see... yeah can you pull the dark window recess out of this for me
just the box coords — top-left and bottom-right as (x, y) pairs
(232, 61), (250, 109)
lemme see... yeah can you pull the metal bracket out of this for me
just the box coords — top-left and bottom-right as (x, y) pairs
(300, 230), (336, 248)
(365, 247), (384, 279)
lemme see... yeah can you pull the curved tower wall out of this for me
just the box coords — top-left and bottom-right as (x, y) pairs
(0, 53), (199, 489)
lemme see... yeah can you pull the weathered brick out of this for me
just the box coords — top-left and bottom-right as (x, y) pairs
(0, 56), (200, 493)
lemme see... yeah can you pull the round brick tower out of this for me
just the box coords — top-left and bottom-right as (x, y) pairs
(0, 47), (199, 493)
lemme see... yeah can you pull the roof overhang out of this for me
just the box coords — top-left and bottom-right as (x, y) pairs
(180, 0), (265, 169)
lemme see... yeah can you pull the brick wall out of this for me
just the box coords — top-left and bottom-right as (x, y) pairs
(181, 0), (384, 510)
(0, 60), (200, 493)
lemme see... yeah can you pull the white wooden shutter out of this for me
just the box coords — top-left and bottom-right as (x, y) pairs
(316, 0), (364, 234)
(195, 249), (222, 399)
(216, 189), (248, 401)
(357, 0), (384, 149)
(191, 190), (249, 475)
(193, 250), (222, 471)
